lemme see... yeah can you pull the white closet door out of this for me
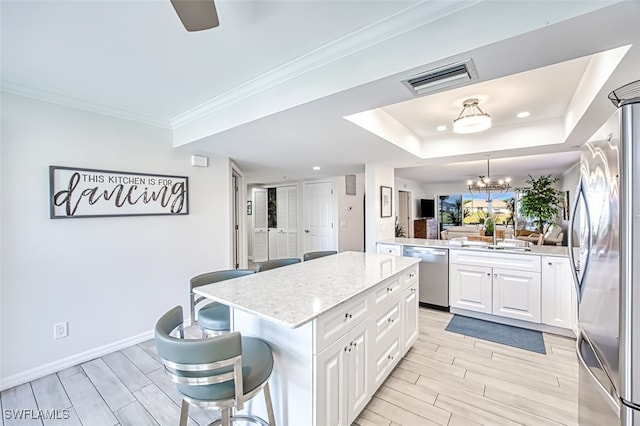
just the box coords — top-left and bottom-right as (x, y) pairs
(276, 186), (298, 258)
(253, 188), (268, 262)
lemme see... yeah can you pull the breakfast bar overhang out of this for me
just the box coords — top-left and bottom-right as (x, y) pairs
(194, 251), (420, 425)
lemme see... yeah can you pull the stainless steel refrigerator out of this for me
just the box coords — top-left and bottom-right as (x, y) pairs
(569, 80), (640, 425)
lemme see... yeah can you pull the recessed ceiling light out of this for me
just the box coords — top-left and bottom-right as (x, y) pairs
(436, 125), (447, 132)
(312, 166), (321, 171)
(516, 111), (530, 118)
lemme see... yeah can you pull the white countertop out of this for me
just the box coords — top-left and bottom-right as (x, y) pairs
(194, 251), (420, 329)
(379, 237), (574, 257)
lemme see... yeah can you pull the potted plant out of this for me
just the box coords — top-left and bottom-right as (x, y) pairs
(395, 216), (406, 238)
(517, 174), (563, 239)
(484, 217), (495, 236)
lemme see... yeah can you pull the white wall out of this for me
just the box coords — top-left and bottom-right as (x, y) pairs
(0, 94), (233, 389)
(364, 164), (394, 252)
(335, 173), (364, 252)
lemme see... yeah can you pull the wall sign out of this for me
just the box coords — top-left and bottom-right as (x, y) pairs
(49, 166), (189, 219)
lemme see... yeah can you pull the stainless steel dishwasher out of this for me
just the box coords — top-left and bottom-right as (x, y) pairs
(402, 245), (449, 309)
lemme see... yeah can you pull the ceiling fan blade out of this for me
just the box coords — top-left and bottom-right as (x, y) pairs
(170, 0), (219, 32)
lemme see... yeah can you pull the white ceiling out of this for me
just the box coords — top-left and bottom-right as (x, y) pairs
(2, 0), (639, 185)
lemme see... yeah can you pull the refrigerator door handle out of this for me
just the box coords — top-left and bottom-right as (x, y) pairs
(576, 331), (621, 414)
(568, 178), (591, 302)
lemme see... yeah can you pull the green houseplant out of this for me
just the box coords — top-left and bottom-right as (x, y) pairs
(517, 174), (563, 235)
(395, 216), (406, 238)
(484, 217), (495, 236)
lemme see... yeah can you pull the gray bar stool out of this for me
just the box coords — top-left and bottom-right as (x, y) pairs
(254, 258), (300, 272)
(190, 269), (255, 337)
(302, 250), (337, 261)
(155, 306), (276, 426)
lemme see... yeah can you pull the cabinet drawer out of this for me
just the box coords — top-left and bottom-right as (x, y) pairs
(371, 276), (402, 308)
(315, 296), (369, 354)
(373, 301), (401, 345)
(449, 249), (540, 273)
(377, 243), (401, 256)
(403, 266), (418, 289)
(372, 336), (400, 389)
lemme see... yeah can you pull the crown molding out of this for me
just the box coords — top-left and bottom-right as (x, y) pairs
(1, 80), (172, 129)
(170, 0), (480, 129)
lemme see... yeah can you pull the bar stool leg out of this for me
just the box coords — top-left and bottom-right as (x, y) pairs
(179, 400), (189, 426)
(263, 382), (276, 425)
(221, 408), (231, 426)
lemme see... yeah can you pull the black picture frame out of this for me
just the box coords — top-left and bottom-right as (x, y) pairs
(381, 186), (392, 218)
(49, 166), (189, 219)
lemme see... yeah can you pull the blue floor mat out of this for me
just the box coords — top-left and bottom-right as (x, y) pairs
(445, 315), (546, 354)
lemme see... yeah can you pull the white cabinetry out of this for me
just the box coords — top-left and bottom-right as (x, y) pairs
(492, 268), (541, 323)
(401, 270), (419, 351)
(314, 264), (418, 425)
(449, 250), (541, 323)
(376, 243), (401, 256)
(449, 264), (493, 314)
(541, 256), (576, 331)
(370, 276), (402, 390)
(316, 319), (370, 426)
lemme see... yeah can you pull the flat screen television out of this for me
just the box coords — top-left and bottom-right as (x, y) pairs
(420, 199), (435, 218)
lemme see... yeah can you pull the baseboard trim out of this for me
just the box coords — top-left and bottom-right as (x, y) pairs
(0, 316), (198, 391)
(0, 329), (157, 391)
(449, 308), (576, 339)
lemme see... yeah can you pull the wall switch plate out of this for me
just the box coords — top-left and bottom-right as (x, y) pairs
(191, 155), (209, 167)
(54, 322), (68, 339)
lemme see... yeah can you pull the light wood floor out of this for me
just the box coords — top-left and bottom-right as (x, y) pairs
(1, 308), (578, 426)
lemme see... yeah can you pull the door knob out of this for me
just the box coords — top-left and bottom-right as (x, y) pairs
(304, 229), (310, 233)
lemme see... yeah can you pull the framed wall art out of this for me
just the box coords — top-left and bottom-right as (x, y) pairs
(380, 186), (392, 218)
(49, 166), (189, 219)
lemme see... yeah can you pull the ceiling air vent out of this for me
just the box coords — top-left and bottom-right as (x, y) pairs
(402, 59), (478, 96)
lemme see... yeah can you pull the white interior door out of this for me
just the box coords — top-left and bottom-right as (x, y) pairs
(398, 190), (410, 238)
(253, 188), (268, 262)
(303, 181), (335, 253)
(276, 185), (298, 258)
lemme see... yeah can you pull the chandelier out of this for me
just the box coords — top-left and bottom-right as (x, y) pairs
(467, 158), (511, 195)
(453, 98), (492, 134)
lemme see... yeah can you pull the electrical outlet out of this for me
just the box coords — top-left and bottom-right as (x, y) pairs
(54, 322), (68, 339)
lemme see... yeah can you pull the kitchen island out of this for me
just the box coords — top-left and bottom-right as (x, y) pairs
(194, 251), (420, 425)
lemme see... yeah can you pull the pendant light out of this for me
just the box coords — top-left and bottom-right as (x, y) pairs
(453, 98), (492, 134)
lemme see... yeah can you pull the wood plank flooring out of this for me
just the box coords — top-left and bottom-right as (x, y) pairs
(1, 308), (578, 426)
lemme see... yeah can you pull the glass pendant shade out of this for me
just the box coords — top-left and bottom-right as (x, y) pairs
(453, 98), (492, 134)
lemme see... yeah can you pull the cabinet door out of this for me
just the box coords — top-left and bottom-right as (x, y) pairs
(371, 335), (400, 390)
(316, 334), (349, 426)
(346, 321), (370, 425)
(402, 282), (419, 352)
(449, 264), (492, 314)
(541, 256), (574, 329)
(492, 268), (541, 323)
